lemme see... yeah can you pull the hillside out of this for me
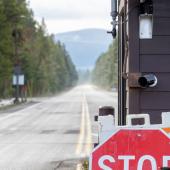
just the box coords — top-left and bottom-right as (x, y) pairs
(92, 39), (118, 89)
(55, 29), (113, 70)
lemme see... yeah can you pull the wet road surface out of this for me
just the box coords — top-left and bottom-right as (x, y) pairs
(0, 85), (117, 170)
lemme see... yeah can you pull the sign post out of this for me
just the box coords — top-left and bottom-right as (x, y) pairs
(90, 129), (170, 170)
(13, 65), (25, 103)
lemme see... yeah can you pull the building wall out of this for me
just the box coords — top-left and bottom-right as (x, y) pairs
(128, 0), (140, 119)
(127, 0), (170, 124)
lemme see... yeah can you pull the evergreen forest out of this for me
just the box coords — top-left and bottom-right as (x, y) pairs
(92, 39), (118, 90)
(0, 0), (78, 98)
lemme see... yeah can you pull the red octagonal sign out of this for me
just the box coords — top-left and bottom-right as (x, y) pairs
(90, 129), (170, 170)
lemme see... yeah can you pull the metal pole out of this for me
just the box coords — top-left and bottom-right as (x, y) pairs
(13, 14), (26, 104)
(108, 0), (118, 38)
(15, 72), (19, 103)
(14, 27), (20, 104)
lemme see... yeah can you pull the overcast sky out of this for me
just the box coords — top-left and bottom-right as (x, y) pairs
(28, 0), (112, 34)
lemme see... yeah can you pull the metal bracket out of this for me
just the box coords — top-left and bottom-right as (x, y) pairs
(128, 73), (142, 88)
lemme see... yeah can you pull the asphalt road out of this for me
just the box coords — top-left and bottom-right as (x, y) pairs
(0, 85), (117, 170)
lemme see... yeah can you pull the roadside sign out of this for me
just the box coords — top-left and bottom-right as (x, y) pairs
(90, 129), (170, 170)
(12, 74), (25, 85)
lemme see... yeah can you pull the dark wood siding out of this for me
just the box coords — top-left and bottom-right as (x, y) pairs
(128, 0), (140, 115)
(154, 18), (170, 35)
(138, 0), (170, 123)
(154, 0), (170, 17)
(140, 92), (170, 109)
(120, 0), (170, 124)
(140, 55), (170, 72)
(140, 37), (170, 54)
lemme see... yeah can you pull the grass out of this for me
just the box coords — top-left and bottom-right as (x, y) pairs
(82, 160), (89, 170)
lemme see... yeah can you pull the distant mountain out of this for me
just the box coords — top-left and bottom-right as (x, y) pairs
(55, 29), (113, 70)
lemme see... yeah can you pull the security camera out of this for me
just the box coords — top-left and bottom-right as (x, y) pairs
(107, 28), (116, 38)
(138, 74), (158, 88)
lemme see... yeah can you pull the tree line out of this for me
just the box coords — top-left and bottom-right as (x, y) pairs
(92, 39), (118, 90)
(0, 0), (78, 98)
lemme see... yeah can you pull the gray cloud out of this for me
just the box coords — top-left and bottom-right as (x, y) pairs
(28, 0), (111, 33)
(29, 0), (110, 20)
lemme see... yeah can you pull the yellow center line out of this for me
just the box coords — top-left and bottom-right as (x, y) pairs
(84, 95), (92, 155)
(76, 94), (86, 155)
(76, 93), (92, 170)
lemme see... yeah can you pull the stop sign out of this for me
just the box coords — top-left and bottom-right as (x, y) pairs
(90, 129), (170, 170)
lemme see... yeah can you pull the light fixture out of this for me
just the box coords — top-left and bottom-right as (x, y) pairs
(139, 0), (153, 39)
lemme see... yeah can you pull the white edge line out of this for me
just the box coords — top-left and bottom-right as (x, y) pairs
(89, 153), (92, 170)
